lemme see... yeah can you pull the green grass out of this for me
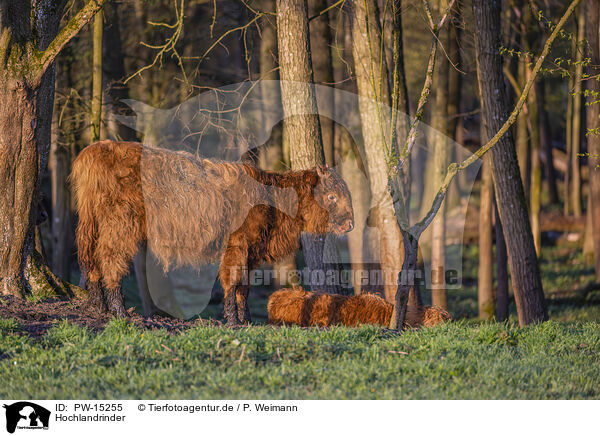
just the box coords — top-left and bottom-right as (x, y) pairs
(0, 319), (598, 399)
(2, 242), (599, 399)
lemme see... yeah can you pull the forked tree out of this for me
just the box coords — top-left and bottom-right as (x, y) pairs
(0, 0), (109, 297)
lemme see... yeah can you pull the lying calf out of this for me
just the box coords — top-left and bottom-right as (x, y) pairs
(267, 288), (452, 328)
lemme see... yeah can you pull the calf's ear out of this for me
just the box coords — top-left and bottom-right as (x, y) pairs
(316, 164), (329, 179)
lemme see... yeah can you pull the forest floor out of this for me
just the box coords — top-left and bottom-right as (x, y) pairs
(0, 239), (599, 399)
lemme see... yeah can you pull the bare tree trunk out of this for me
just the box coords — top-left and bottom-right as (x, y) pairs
(0, 0), (107, 297)
(572, 4), (585, 217)
(473, 0), (547, 326)
(494, 194), (509, 321)
(446, 5), (463, 210)
(351, 0), (404, 303)
(276, 0), (342, 293)
(258, 0), (293, 290)
(333, 16), (372, 294)
(585, 0), (600, 282)
(49, 44), (79, 282)
(430, 0), (450, 310)
(565, 44), (574, 215)
(583, 194), (594, 263)
(91, 10), (104, 142)
(528, 78), (542, 256)
(478, 155), (494, 319)
(308, 0), (335, 166)
(258, 0), (284, 170)
(49, 124), (73, 282)
(537, 78), (559, 205)
(515, 59), (530, 193)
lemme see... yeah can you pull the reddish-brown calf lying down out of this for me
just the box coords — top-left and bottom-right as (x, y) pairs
(267, 288), (452, 328)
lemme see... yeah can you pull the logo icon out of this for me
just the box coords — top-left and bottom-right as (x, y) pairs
(2, 402), (50, 434)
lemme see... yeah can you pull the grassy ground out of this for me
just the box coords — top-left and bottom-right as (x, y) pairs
(1, 242), (599, 399)
(0, 319), (598, 399)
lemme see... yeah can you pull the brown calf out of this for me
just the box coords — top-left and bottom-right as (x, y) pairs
(71, 140), (354, 324)
(267, 288), (452, 328)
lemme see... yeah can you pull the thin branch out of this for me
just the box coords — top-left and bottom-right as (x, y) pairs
(124, 0), (187, 86)
(36, 0), (110, 82)
(395, 0), (456, 168)
(308, 0), (346, 20)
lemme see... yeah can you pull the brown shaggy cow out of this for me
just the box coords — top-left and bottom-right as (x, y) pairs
(267, 288), (452, 328)
(71, 140), (354, 324)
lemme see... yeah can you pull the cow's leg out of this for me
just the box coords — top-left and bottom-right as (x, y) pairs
(223, 287), (240, 326)
(104, 285), (127, 318)
(96, 222), (143, 318)
(84, 274), (107, 314)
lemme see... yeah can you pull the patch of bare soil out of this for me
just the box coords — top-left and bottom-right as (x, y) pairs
(0, 296), (221, 337)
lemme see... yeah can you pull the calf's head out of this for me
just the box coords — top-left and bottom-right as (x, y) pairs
(302, 165), (354, 235)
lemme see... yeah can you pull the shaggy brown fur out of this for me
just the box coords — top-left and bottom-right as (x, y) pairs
(71, 140), (353, 323)
(267, 288), (452, 328)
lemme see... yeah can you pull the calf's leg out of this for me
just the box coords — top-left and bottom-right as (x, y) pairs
(236, 286), (251, 324)
(220, 240), (249, 326)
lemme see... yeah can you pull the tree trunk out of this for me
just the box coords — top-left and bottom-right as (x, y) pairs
(478, 154), (495, 319)
(565, 41), (574, 215)
(351, 0), (404, 303)
(49, 129), (73, 282)
(446, 5), (463, 210)
(473, 0), (547, 326)
(0, 78), (41, 296)
(0, 0), (107, 297)
(258, 0), (293, 290)
(430, 0), (450, 310)
(515, 59), (530, 193)
(494, 194), (509, 321)
(276, 0), (342, 294)
(258, 0), (284, 170)
(103, 2), (138, 143)
(571, 4), (585, 217)
(91, 10), (104, 142)
(332, 17), (372, 295)
(537, 78), (559, 204)
(528, 78), (542, 256)
(585, 0), (600, 282)
(308, 0), (335, 166)
(583, 194), (594, 263)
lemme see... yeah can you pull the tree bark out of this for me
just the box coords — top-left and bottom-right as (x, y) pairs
(308, 0), (335, 166)
(473, 0), (547, 326)
(528, 78), (542, 256)
(515, 59), (530, 193)
(571, 4), (585, 217)
(585, 0), (600, 282)
(478, 155), (494, 319)
(446, 5), (462, 210)
(351, 0), (405, 303)
(332, 16), (372, 295)
(537, 78), (559, 205)
(0, 0), (107, 297)
(276, 0), (342, 293)
(565, 39), (574, 216)
(91, 10), (104, 142)
(430, 0), (450, 310)
(494, 194), (509, 321)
